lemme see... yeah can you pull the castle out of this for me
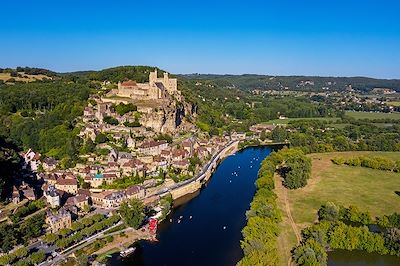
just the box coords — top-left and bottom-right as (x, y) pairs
(113, 70), (178, 100)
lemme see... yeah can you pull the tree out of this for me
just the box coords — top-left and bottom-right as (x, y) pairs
(43, 233), (59, 244)
(76, 254), (88, 266)
(95, 133), (107, 144)
(271, 127), (288, 142)
(318, 202), (340, 222)
(29, 250), (46, 265)
(119, 198), (145, 229)
(103, 116), (119, 125)
(115, 103), (137, 115)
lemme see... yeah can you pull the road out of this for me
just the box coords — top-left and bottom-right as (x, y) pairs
(41, 221), (123, 266)
(148, 140), (239, 198)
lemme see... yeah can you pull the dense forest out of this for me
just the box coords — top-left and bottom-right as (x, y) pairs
(0, 81), (91, 171)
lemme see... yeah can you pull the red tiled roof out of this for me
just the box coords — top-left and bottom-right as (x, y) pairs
(126, 185), (143, 196)
(138, 140), (167, 149)
(121, 80), (137, 87)
(56, 178), (77, 186)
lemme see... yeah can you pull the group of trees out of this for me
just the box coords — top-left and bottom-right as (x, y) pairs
(114, 103), (137, 116)
(42, 214), (120, 249)
(293, 203), (400, 266)
(278, 149), (311, 189)
(0, 246), (46, 266)
(0, 213), (45, 252)
(119, 198), (145, 229)
(332, 155), (400, 172)
(9, 200), (45, 223)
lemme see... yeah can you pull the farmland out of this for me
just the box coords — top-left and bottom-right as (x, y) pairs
(345, 111), (400, 120)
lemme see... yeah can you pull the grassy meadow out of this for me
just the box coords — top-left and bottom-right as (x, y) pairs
(345, 111), (400, 120)
(287, 151), (400, 229)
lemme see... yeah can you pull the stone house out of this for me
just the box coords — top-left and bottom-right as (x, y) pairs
(55, 178), (78, 194)
(138, 140), (169, 156)
(126, 185), (145, 200)
(91, 190), (126, 208)
(45, 208), (72, 233)
(43, 157), (58, 171)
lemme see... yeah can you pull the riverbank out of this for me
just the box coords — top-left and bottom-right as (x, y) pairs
(107, 146), (273, 266)
(85, 140), (241, 264)
(94, 228), (152, 262)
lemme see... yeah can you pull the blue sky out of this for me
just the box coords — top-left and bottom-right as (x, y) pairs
(1, 0), (399, 78)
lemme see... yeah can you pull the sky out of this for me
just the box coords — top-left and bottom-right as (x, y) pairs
(1, 0), (400, 78)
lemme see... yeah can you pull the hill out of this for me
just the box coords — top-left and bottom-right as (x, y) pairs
(179, 74), (400, 92)
(62, 65), (167, 83)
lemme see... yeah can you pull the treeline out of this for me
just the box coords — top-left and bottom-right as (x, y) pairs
(71, 65), (164, 83)
(332, 155), (400, 172)
(179, 74), (400, 92)
(293, 203), (400, 266)
(0, 67), (57, 77)
(237, 149), (282, 265)
(238, 148), (310, 265)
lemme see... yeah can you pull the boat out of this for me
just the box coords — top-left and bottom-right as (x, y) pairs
(120, 247), (136, 257)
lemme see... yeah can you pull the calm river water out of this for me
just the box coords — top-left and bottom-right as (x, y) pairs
(109, 146), (272, 266)
(108, 146), (400, 266)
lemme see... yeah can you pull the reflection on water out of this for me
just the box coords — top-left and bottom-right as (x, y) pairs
(328, 250), (400, 266)
(108, 147), (272, 266)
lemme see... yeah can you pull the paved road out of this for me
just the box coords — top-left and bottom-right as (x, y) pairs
(41, 221), (123, 266)
(148, 140), (238, 198)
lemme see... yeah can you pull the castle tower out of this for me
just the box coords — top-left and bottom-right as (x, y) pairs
(149, 69), (157, 86)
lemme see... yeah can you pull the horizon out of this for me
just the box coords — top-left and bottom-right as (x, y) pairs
(1, 0), (400, 79)
(10, 65), (400, 80)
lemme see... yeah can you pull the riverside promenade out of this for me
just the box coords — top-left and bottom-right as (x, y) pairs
(149, 140), (240, 200)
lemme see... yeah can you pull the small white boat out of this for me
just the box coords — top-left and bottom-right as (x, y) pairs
(120, 247), (136, 257)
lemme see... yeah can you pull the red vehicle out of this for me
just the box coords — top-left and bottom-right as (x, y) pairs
(148, 218), (158, 234)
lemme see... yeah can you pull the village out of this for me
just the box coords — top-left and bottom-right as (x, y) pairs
(0, 70), (277, 265)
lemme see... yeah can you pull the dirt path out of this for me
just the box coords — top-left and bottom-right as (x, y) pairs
(281, 184), (301, 244)
(274, 174), (301, 266)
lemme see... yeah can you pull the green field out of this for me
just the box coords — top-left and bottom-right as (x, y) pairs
(265, 117), (339, 125)
(346, 111), (400, 120)
(387, 101), (400, 107)
(287, 151), (400, 229)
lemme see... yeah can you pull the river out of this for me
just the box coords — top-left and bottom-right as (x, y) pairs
(108, 146), (273, 266)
